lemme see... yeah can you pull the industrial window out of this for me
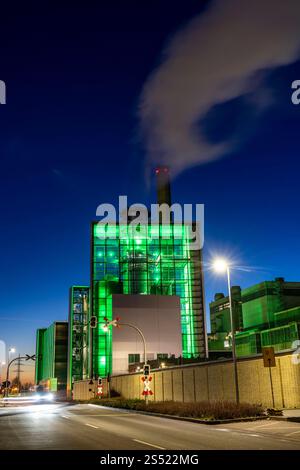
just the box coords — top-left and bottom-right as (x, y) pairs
(128, 354), (140, 364)
(157, 353), (168, 360)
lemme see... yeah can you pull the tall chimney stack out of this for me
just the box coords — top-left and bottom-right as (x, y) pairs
(155, 167), (171, 207)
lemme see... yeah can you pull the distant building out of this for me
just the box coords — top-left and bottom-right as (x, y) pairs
(67, 286), (90, 396)
(208, 277), (300, 358)
(241, 277), (300, 329)
(35, 322), (68, 391)
(210, 286), (243, 334)
(208, 286), (243, 358)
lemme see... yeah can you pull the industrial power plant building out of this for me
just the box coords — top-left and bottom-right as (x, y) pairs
(90, 221), (206, 379)
(89, 168), (207, 379)
(34, 168), (300, 395)
(35, 168), (207, 393)
(208, 277), (300, 358)
(35, 321), (68, 391)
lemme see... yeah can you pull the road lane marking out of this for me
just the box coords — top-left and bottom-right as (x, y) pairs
(68, 413), (137, 417)
(133, 439), (165, 450)
(248, 425), (296, 433)
(248, 422), (277, 429)
(249, 434), (260, 437)
(62, 415), (70, 419)
(285, 430), (300, 437)
(85, 423), (99, 429)
(215, 429), (229, 432)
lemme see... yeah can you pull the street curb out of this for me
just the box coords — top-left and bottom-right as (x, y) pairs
(269, 416), (300, 423)
(87, 403), (268, 425)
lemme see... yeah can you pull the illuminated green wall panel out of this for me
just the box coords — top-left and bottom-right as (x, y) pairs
(35, 328), (46, 383)
(91, 223), (206, 378)
(35, 322), (68, 390)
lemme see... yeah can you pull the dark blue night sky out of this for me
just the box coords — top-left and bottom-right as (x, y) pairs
(0, 1), (299, 378)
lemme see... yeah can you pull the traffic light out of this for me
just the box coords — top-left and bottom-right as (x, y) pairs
(98, 378), (102, 386)
(90, 316), (97, 328)
(143, 364), (150, 376)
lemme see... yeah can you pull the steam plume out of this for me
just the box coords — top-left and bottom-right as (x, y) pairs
(139, 0), (300, 176)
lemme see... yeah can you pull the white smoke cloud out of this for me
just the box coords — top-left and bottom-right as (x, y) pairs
(139, 0), (300, 176)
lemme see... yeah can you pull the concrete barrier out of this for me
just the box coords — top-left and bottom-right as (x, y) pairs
(107, 352), (300, 408)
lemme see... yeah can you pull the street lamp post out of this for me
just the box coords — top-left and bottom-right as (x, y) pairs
(0, 361), (5, 387)
(7, 347), (16, 367)
(103, 319), (147, 366)
(4, 348), (16, 395)
(213, 259), (240, 404)
(103, 318), (149, 403)
(4, 355), (35, 399)
(119, 322), (147, 367)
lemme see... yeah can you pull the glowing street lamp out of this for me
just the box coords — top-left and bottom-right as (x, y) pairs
(212, 258), (240, 404)
(6, 347), (16, 368)
(212, 258), (228, 273)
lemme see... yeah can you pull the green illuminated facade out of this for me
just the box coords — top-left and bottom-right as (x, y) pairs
(35, 328), (46, 384)
(91, 222), (206, 378)
(67, 286), (89, 394)
(208, 277), (300, 357)
(210, 287), (243, 335)
(35, 322), (68, 390)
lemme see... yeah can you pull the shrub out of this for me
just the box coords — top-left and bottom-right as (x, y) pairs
(267, 408), (283, 416)
(92, 398), (264, 421)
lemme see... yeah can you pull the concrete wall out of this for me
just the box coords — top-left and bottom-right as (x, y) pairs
(112, 294), (182, 375)
(107, 352), (300, 408)
(73, 380), (98, 401)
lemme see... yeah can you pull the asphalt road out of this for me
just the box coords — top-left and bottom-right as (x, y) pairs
(0, 403), (300, 450)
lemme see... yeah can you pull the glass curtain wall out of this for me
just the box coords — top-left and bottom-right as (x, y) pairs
(91, 223), (204, 377)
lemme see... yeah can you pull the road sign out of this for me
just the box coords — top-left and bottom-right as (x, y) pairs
(262, 347), (276, 367)
(143, 364), (150, 376)
(103, 317), (120, 328)
(262, 347), (276, 408)
(97, 378), (103, 396)
(142, 376), (153, 396)
(25, 354), (36, 361)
